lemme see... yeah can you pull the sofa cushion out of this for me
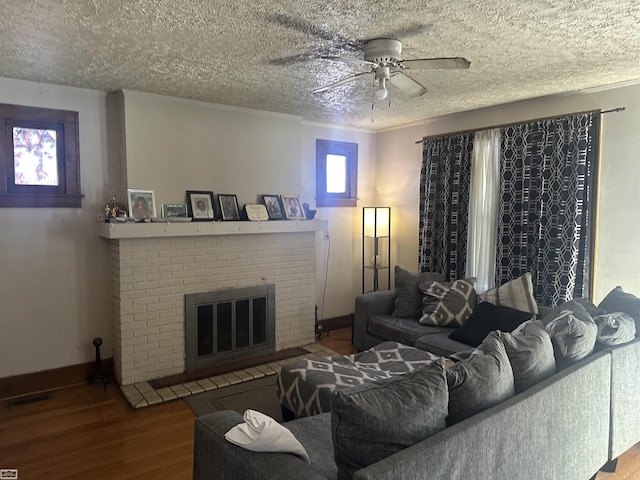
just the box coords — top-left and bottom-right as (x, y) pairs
(446, 333), (515, 426)
(392, 266), (444, 318)
(368, 314), (453, 347)
(419, 278), (477, 327)
(330, 359), (449, 480)
(448, 301), (534, 347)
(545, 310), (597, 370)
(496, 319), (556, 393)
(285, 413), (338, 479)
(478, 272), (538, 314)
(593, 312), (636, 347)
(598, 286), (640, 336)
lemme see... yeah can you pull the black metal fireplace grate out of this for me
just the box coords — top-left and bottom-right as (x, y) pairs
(185, 284), (276, 372)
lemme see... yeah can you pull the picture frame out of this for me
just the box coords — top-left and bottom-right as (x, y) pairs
(218, 194), (240, 220)
(262, 194), (285, 220)
(281, 194), (306, 220)
(186, 190), (215, 221)
(127, 189), (156, 220)
(162, 203), (188, 218)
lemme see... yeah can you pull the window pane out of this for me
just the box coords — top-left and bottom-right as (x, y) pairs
(13, 127), (58, 186)
(326, 154), (346, 193)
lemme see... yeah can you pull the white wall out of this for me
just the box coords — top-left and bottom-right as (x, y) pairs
(376, 83), (640, 302)
(0, 78), (112, 378)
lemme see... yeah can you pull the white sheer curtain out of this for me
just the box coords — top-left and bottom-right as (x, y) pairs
(466, 128), (500, 293)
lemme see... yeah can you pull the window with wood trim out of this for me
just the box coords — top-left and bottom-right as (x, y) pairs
(316, 139), (357, 207)
(0, 103), (82, 207)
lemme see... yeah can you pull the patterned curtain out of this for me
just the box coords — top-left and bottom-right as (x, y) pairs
(496, 112), (599, 306)
(418, 133), (474, 281)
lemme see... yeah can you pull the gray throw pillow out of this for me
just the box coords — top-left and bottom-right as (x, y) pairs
(331, 359), (448, 480)
(496, 319), (556, 393)
(446, 333), (515, 426)
(392, 266), (444, 318)
(419, 278), (477, 327)
(598, 286), (640, 336)
(544, 310), (597, 370)
(539, 299), (593, 327)
(478, 272), (538, 314)
(593, 312), (636, 347)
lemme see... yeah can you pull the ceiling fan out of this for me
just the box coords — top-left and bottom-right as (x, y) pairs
(266, 14), (470, 100)
(312, 38), (470, 100)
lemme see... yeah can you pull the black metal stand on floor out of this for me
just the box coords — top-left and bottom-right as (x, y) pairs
(88, 337), (109, 391)
(315, 304), (329, 340)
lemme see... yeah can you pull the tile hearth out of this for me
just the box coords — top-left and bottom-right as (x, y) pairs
(119, 343), (337, 408)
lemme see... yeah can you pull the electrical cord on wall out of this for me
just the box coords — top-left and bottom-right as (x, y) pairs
(317, 231), (331, 335)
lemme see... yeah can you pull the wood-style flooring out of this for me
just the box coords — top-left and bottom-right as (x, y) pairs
(0, 329), (638, 479)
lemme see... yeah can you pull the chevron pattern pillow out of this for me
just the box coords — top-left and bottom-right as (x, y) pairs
(419, 278), (477, 327)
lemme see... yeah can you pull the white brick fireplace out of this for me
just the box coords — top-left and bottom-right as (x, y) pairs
(98, 220), (327, 385)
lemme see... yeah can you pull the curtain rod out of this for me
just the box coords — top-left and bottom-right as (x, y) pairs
(414, 107), (625, 144)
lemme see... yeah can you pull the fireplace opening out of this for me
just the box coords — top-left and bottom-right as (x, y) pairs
(185, 285), (276, 372)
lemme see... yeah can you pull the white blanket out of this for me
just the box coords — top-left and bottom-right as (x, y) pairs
(224, 409), (310, 463)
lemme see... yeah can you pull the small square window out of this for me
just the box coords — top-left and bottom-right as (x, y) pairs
(316, 139), (357, 207)
(0, 103), (82, 208)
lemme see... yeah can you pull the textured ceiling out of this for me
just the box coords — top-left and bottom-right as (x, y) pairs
(1, 0), (640, 130)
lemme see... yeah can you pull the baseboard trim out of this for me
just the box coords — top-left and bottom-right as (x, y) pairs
(316, 314), (354, 334)
(0, 358), (114, 401)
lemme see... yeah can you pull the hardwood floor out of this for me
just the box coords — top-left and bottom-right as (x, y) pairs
(0, 329), (637, 479)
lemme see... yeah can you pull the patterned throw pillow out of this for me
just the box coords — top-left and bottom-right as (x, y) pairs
(478, 272), (538, 314)
(419, 278), (477, 327)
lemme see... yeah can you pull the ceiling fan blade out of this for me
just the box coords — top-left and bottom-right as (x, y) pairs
(379, 23), (428, 40)
(269, 52), (316, 66)
(267, 13), (362, 51)
(390, 71), (428, 97)
(401, 57), (471, 70)
(322, 56), (377, 67)
(312, 71), (371, 94)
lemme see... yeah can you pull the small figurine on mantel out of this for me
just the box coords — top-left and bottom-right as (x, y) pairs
(104, 190), (127, 221)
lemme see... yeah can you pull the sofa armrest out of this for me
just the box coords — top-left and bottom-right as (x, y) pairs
(353, 289), (396, 351)
(193, 410), (329, 480)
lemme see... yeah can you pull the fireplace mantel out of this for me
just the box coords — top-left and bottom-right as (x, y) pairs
(97, 219), (328, 239)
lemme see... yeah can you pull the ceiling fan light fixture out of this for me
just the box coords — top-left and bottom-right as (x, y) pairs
(376, 77), (388, 100)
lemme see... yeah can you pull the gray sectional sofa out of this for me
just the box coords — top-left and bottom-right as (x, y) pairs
(193, 340), (640, 479)
(192, 281), (640, 479)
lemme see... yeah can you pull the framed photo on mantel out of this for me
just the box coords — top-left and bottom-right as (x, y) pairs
(186, 190), (215, 221)
(128, 189), (156, 220)
(281, 194), (306, 220)
(218, 194), (240, 220)
(262, 194), (284, 220)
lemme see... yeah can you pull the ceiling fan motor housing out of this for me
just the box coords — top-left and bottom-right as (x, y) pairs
(364, 39), (403, 65)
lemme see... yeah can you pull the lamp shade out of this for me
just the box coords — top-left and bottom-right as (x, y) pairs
(363, 207), (390, 237)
